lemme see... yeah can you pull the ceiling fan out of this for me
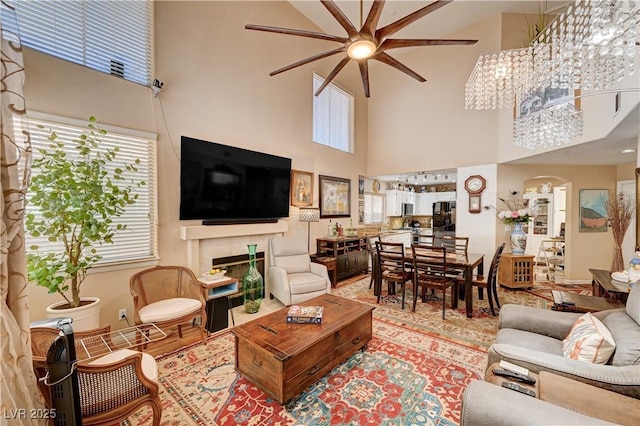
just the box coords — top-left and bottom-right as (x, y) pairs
(245, 0), (478, 97)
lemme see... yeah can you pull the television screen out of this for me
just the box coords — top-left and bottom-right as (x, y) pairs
(180, 137), (291, 223)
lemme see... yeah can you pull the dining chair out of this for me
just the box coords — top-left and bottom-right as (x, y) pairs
(375, 240), (412, 309)
(469, 243), (506, 316)
(366, 235), (381, 290)
(442, 235), (469, 256)
(411, 244), (458, 319)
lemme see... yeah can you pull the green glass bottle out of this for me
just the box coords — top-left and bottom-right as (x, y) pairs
(242, 244), (263, 314)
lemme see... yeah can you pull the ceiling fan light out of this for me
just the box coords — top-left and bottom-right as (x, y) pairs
(347, 39), (376, 60)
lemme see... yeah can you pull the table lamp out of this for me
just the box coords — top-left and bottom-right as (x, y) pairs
(299, 207), (320, 252)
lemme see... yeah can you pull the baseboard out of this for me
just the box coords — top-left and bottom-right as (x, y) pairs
(560, 279), (592, 285)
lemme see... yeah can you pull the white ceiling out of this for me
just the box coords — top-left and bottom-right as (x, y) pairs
(285, 0), (639, 171)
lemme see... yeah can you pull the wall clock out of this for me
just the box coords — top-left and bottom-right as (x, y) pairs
(464, 175), (486, 214)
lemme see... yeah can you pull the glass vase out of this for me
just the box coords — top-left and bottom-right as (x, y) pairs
(243, 244), (263, 314)
(510, 223), (527, 255)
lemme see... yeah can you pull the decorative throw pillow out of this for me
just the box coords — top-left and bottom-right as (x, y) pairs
(562, 312), (616, 364)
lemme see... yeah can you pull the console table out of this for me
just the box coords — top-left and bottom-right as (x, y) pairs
(316, 237), (368, 282)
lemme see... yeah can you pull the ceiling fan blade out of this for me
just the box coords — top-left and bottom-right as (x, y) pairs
(358, 60), (371, 98)
(373, 52), (426, 82)
(379, 38), (478, 51)
(245, 24), (347, 43)
(376, 0), (453, 42)
(320, 0), (358, 37)
(314, 57), (350, 96)
(269, 47), (345, 76)
(361, 0), (386, 35)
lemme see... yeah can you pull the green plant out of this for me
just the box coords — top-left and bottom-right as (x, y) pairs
(25, 116), (143, 308)
(524, 1), (550, 45)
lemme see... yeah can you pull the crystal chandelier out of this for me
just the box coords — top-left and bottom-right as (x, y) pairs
(513, 103), (584, 149)
(465, 0), (640, 149)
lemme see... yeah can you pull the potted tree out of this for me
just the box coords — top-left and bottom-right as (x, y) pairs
(26, 116), (143, 330)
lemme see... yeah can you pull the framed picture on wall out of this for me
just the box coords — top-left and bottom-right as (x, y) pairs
(579, 189), (608, 232)
(291, 170), (313, 207)
(319, 175), (351, 218)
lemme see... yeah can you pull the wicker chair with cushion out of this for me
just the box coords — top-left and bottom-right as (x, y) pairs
(31, 325), (162, 425)
(130, 265), (207, 341)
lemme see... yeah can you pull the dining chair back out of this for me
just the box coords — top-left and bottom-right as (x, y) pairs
(471, 242), (506, 316)
(366, 235), (381, 290)
(442, 235), (469, 256)
(411, 244), (458, 319)
(375, 240), (412, 309)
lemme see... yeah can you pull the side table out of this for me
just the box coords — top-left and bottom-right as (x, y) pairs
(498, 253), (535, 289)
(311, 255), (337, 288)
(199, 277), (239, 332)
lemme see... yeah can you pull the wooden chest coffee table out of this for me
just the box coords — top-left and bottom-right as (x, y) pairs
(231, 293), (374, 404)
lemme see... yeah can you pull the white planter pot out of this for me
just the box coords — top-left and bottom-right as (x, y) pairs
(46, 297), (101, 332)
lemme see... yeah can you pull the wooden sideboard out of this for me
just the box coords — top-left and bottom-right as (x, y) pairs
(316, 237), (368, 283)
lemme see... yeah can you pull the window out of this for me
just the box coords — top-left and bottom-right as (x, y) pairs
(26, 113), (157, 266)
(364, 193), (384, 224)
(4, 0), (153, 86)
(313, 73), (355, 153)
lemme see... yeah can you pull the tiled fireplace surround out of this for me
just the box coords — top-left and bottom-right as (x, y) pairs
(180, 220), (289, 297)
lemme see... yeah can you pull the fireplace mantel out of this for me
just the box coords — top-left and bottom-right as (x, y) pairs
(179, 220), (289, 275)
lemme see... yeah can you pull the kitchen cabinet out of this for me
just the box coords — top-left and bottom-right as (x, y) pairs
(523, 194), (553, 256)
(380, 230), (412, 249)
(415, 193), (435, 215)
(385, 190), (401, 216)
(316, 237), (368, 282)
(435, 191), (456, 202)
(385, 190), (415, 217)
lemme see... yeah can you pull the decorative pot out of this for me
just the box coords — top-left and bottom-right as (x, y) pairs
(46, 297), (101, 332)
(243, 244), (263, 314)
(510, 223), (527, 255)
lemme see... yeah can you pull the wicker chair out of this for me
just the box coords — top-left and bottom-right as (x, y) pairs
(130, 265), (207, 341)
(30, 325), (162, 425)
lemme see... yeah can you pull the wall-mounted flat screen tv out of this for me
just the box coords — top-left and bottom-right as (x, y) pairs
(180, 136), (291, 223)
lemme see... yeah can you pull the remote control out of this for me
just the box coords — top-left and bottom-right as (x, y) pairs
(492, 368), (536, 385)
(501, 381), (536, 397)
(499, 360), (530, 376)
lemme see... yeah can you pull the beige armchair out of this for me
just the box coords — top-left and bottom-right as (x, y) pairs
(130, 265), (206, 341)
(268, 236), (331, 306)
(31, 325), (162, 425)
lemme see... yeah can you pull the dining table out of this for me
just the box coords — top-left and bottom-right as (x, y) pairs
(373, 248), (485, 318)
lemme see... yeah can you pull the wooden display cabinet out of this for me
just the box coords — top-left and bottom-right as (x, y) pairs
(316, 237), (368, 282)
(498, 253), (535, 289)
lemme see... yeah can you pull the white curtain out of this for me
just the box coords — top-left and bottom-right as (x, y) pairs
(1, 0), (46, 421)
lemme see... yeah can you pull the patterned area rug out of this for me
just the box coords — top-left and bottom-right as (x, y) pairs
(125, 317), (486, 425)
(124, 275), (559, 425)
(333, 276), (545, 348)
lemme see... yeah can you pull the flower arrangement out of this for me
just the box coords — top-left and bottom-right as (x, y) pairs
(497, 197), (535, 225)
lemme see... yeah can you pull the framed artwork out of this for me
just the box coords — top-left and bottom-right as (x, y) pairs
(358, 200), (365, 224)
(358, 175), (365, 197)
(319, 175), (351, 218)
(516, 87), (580, 118)
(579, 189), (609, 232)
(290, 170), (313, 207)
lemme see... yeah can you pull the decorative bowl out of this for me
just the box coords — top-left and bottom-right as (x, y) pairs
(202, 270), (226, 280)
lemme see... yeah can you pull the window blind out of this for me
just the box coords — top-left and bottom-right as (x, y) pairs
(26, 113), (157, 265)
(313, 73), (355, 153)
(364, 193), (384, 224)
(6, 0), (153, 86)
